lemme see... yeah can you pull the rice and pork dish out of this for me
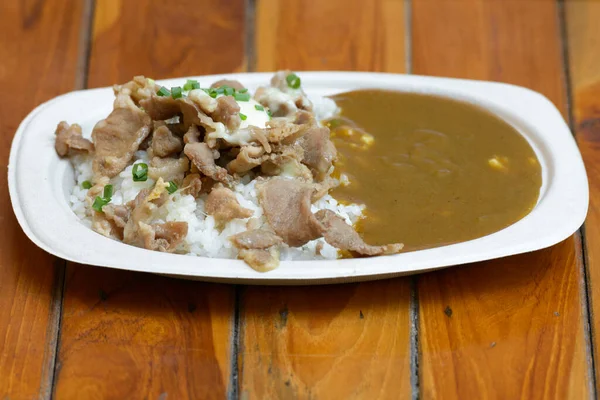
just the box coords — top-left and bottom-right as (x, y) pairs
(54, 71), (403, 271)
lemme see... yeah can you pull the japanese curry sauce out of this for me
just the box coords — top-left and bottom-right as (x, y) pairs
(327, 90), (541, 251)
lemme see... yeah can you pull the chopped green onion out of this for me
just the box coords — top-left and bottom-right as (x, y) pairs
(202, 88), (218, 98)
(82, 180), (92, 189)
(254, 104), (264, 111)
(157, 86), (170, 96)
(171, 86), (183, 99)
(92, 196), (109, 212)
(234, 92), (250, 101)
(239, 113), (247, 121)
(103, 184), (113, 199)
(239, 88), (248, 93)
(132, 163), (148, 182)
(184, 79), (199, 91)
(92, 184), (114, 212)
(267, 109), (272, 117)
(223, 86), (235, 96)
(286, 73), (301, 89)
(167, 181), (178, 194)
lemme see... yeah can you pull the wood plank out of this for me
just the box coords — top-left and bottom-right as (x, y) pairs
(412, 1), (591, 398)
(52, 1), (245, 398)
(240, 1), (412, 399)
(566, 0), (600, 391)
(0, 0), (87, 398)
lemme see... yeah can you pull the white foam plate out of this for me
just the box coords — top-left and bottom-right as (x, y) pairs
(8, 72), (588, 284)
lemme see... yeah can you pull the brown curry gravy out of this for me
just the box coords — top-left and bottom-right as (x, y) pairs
(327, 90), (542, 251)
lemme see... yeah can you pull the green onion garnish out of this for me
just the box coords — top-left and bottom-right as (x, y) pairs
(255, 104), (264, 111)
(167, 181), (178, 194)
(92, 196), (109, 212)
(92, 184), (114, 212)
(234, 92), (250, 101)
(103, 184), (113, 199)
(223, 86), (235, 96)
(267, 110), (272, 117)
(202, 88), (218, 98)
(157, 86), (170, 97)
(286, 73), (301, 89)
(239, 88), (248, 93)
(239, 113), (247, 121)
(82, 180), (92, 189)
(132, 163), (148, 182)
(171, 86), (183, 99)
(183, 79), (199, 91)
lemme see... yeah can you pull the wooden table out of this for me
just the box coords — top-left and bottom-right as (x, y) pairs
(1, 0), (598, 398)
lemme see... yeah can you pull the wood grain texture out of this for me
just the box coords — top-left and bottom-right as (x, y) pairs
(566, 0), (600, 391)
(0, 0), (86, 398)
(53, 1), (246, 398)
(413, 1), (591, 398)
(88, 0), (247, 86)
(240, 1), (411, 399)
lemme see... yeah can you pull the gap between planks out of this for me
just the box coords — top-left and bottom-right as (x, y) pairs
(558, 0), (597, 396)
(48, 1), (96, 398)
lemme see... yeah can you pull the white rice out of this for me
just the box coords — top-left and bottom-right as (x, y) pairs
(68, 96), (364, 261)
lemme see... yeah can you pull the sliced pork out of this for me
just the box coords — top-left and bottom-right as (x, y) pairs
(238, 248), (280, 272)
(210, 79), (245, 90)
(315, 209), (404, 256)
(212, 95), (241, 131)
(229, 229), (282, 249)
(151, 125), (183, 157)
(205, 186), (253, 224)
(92, 93), (152, 179)
(55, 121), (94, 157)
(184, 142), (233, 185)
(148, 156), (189, 183)
(258, 178), (321, 246)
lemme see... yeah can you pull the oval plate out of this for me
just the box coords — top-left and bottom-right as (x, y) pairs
(8, 72), (588, 285)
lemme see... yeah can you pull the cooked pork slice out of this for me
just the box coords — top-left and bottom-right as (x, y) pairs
(187, 89), (218, 114)
(205, 186), (253, 223)
(265, 119), (308, 144)
(210, 79), (245, 90)
(293, 110), (315, 125)
(314, 209), (403, 256)
(261, 158), (313, 181)
(185, 142), (233, 184)
(148, 156), (189, 183)
(179, 97), (225, 141)
(269, 70), (313, 111)
(123, 179), (170, 247)
(54, 121), (94, 157)
(181, 173), (203, 197)
(139, 95), (181, 121)
(212, 95), (241, 131)
(226, 145), (267, 174)
(258, 178), (322, 246)
(98, 204), (130, 239)
(296, 126), (337, 181)
(113, 76), (157, 105)
(183, 124), (201, 144)
(103, 204), (130, 229)
(92, 93), (153, 179)
(152, 125), (183, 157)
(138, 221), (188, 253)
(230, 229), (282, 249)
(238, 248), (280, 272)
